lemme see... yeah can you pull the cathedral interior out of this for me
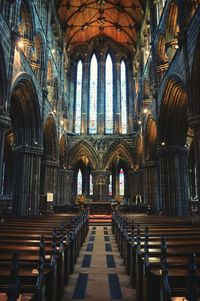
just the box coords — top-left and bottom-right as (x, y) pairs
(0, 0), (200, 300)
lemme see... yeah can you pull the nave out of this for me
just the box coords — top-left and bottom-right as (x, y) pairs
(62, 226), (136, 301)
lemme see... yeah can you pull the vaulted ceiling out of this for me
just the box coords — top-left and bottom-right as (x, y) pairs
(56, 0), (145, 52)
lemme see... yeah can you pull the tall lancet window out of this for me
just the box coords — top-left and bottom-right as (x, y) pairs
(77, 169), (82, 195)
(109, 174), (112, 196)
(121, 60), (127, 134)
(119, 168), (125, 195)
(89, 174), (93, 195)
(105, 54), (113, 134)
(75, 60), (83, 134)
(89, 54), (98, 134)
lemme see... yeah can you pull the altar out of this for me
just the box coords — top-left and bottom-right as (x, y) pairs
(89, 202), (112, 215)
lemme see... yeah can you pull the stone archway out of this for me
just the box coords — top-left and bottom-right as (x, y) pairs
(157, 77), (188, 215)
(9, 74), (42, 215)
(143, 116), (159, 210)
(40, 115), (59, 205)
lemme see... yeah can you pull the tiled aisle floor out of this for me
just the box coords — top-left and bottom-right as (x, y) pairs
(62, 226), (136, 301)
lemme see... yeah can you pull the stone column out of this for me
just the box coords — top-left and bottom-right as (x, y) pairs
(130, 169), (144, 202)
(92, 170), (110, 202)
(58, 168), (74, 205)
(142, 161), (159, 210)
(40, 160), (60, 205)
(81, 62), (88, 134)
(189, 116), (200, 209)
(98, 58), (105, 134)
(114, 57), (121, 134)
(0, 115), (10, 194)
(157, 145), (189, 216)
(12, 145), (43, 215)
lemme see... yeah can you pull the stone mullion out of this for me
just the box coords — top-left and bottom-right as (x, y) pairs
(142, 161), (159, 210)
(81, 62), (89, 134)
(158, 146), (188, 216)
(114, 59), (121, 134)
(98, 59), (105, 134)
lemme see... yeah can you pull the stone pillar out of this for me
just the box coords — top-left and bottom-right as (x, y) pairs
(98, 58), (105, 134)
(189, 116), (200, 209)
(130, 169), (144, 202)
(157, 145), (189, 216)
(40, 160), (60, 205)
(92, 170), (110, 202)
(58, 169), (74, 205)
(142, 161), (159, 210)
(81, 62), (88, 134)
(12, 145), (43, 215)
(114, 57), (121, 134)
(0, 115), (10, 194)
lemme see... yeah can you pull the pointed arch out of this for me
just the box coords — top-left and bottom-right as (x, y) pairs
(43, 115), (58, 161)
(68, 140), (99, 169)
(158, 76), (188, 146)
(102, 140), (135, 170)
(144, 116), (157, 161)
(10, 73), (42, 146)
(59, 134), (68, 167)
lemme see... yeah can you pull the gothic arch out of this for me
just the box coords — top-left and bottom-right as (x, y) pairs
(102, 140), (135, 170)
(10, 73), (42, 146)
(59, 134), (68, 168)
(43, 115), (58, 161)
(135, 133), (143, 169)
(68, 140), (99, 169)
(144, 116), (157, 161)
(158, 77), (188, 146)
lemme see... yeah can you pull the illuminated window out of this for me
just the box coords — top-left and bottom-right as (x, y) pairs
(121, 61), (127, 134)
(89, 54), (98, 134)
(77, 169), (82, 195)
(75, 60), (83, 134)
(119, 168), (124, 195)
(109, 175), (112, 196)
(89, 174), (93, 195)
(105, 54), (113, 134)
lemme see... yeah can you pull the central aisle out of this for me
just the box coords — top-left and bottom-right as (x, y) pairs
(62, 226), (136, 301)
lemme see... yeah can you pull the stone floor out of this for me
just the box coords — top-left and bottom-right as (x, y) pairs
(62, 226), (136, 301)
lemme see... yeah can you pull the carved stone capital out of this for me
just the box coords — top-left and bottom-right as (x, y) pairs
(12, 145), (43, 156)
(188, 115), (200, 129)
(0, 115), (11, 129)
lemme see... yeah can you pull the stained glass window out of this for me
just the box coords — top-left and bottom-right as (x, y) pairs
(109, 174), (112, 196)
(121, 60), (127, 134)
(119, 168), (124, 195)
(105, 54), (113, 134)
(89, 54), (98, 134)
(89, 174), (93, 195)
(75, 60), (82, 134)
(77, 169), (82, 195)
